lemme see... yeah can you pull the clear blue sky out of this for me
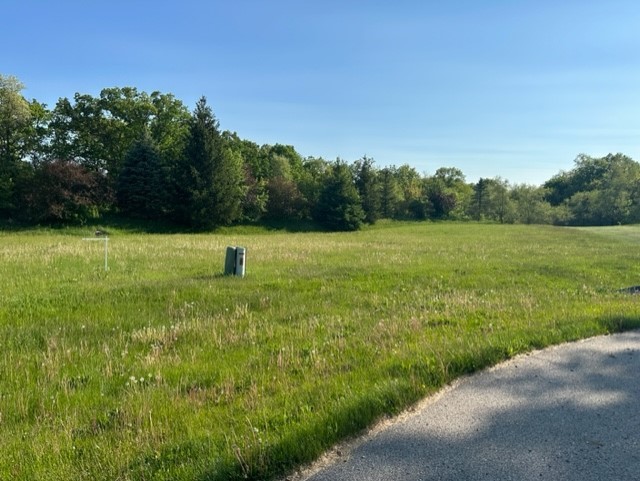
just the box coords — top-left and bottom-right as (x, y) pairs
(4, 0), (640, 185)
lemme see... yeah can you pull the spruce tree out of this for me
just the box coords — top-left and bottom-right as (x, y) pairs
(379, 167), (401, 219)
(116, 134), (165, 219)
(314, 160), (365, 231)
(179, 97), (244, 229)
(183, 97), (218, 229)
(354, 156), (381, 224)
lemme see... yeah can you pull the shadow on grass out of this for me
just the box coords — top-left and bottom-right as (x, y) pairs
(618, 285), (640, 294)
(0, 216), (329, 235)
(243, 219), (325, 233)
(190, 273), (228, 281)
(0, 215), (187, 234)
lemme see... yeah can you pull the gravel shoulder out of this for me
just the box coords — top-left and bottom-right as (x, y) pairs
(289, 330), (640, 481)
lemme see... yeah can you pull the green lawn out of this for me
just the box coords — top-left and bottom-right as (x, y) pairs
(1, 222), (639, 480)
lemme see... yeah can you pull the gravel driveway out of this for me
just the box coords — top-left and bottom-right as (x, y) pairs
(297, 330), (640, 481)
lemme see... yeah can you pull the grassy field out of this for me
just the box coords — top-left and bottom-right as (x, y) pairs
(1, 222), (639, 480)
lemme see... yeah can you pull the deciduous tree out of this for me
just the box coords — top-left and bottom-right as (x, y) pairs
(0, 75), (33, 216)
(510, 184), (553, 224)
(25, 160), (106, 223)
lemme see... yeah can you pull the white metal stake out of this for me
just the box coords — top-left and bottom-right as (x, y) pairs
(82, 237), (109, 271)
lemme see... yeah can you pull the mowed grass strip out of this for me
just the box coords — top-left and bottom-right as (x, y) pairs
(1, 222), (639, 480)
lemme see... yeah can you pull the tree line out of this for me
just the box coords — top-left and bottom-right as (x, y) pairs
(2, 74), (640, 230)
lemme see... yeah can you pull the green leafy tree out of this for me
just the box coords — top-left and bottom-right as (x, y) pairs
(241, 166), (268, 222)
(265, 176), (306, 220)
(545, 153), (627, 205)
(147, 91), (190, 165)
(394, 164), (423, 219)
(222, 132), (269, 222)
(314, 160), (365, 231)
(249, 143), (307, 221)
(48, 88), (189, 194)
(431, 167), (472, 219)
(567, 158), (640, 225)
(486, 177), (514, 223)
(268, 144), (304, 181)
(0, 75), (31, 161)
(509, 184), (553, 224)
(422, 167), (471, 220)
(0, 75), (33, 216)
(24, 99), (50, 164)
(227, 135), (264, 178)
(262, 148), (301, 219)
(545, 153), (640, 225)
(48, 93), (110, 173)
(469, 177), (513, 223)
(212, 145), (246, 225)
(98, 87), (155, 177)
(269, 153), (293, 180)
(422, 176), (453, 219)
(299, 156), (330, 219)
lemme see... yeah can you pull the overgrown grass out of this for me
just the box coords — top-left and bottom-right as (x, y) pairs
(1, 222), (639, 480)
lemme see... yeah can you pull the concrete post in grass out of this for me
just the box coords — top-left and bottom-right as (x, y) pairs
(235, 247), (246, 278)
(224, 246), (236, 275)
(224, 246), (246, 277)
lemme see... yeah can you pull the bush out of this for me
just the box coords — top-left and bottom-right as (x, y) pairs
(24, 160), (109, 223)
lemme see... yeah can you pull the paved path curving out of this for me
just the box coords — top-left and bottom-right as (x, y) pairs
(299, 330), (640, 481)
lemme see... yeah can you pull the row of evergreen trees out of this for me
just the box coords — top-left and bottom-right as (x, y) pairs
(2, 75), (640, 230)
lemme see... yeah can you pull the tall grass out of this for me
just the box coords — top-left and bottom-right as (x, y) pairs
(1, 222), (639, 480)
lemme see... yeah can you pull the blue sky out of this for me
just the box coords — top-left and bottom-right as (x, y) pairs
(4, 0), (640, 185)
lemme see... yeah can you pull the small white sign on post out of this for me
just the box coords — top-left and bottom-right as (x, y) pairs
(82, 235), (109, 271)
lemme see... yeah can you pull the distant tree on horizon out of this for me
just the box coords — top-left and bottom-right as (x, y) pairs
(4, 72), (640, 229)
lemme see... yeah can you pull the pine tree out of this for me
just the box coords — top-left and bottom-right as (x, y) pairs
(379, 167), (401, 219)
(116, 134), (165, 219)
(314, 160), (365, 231)
(473, 178), (488, 220)
(183, 97), (217, 228)
(177, 97), (244, 229)
(354, 156), (381, 224)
